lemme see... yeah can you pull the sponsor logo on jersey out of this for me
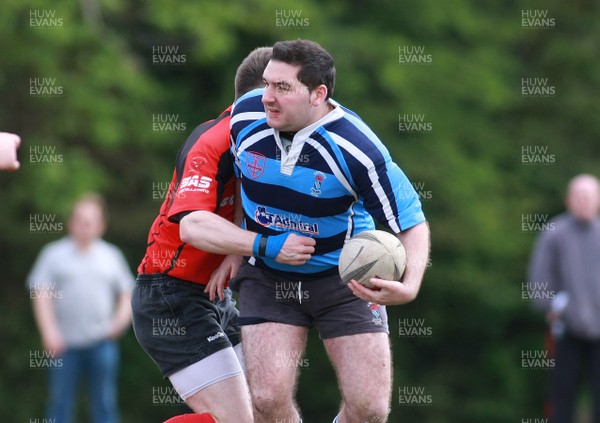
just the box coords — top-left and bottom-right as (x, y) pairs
(246, 151), (266, 179)
(178, 175), (212, 194)
(255, 206), (319, 234)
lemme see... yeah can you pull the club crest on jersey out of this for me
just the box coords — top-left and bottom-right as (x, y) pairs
(190, 155), (208, 172)
(246, 151), (266, 179)
(255, 206), (319, 234)
(311, 171), (326, 197)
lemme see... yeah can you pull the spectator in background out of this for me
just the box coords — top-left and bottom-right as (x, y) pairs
(0, 132), (20, 171)
(28, 193), (134, 423)
(528, 174), (600, 423)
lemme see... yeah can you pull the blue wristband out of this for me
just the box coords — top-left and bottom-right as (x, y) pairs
(252, 234), (263, 257)
(265, 232), (292, 259)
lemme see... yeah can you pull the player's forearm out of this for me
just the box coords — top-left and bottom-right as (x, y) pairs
(398, 221), (430, 299)
(180, 210), (256, 256)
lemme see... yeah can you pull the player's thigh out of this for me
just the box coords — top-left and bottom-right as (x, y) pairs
(242, 323), (308, 395)
(324, 332), (392, 402)
(169, 346), (251, 420)
(185, 373), (253, 422)
(132, 275), (237, 377)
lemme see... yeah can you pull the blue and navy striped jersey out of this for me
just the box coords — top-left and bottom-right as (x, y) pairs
(231, 88), (425, 278)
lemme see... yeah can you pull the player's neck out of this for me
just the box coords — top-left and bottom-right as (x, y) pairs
(311, 101), (335, 126)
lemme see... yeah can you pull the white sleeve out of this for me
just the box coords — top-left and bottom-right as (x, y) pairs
(27, 245), (55, 292)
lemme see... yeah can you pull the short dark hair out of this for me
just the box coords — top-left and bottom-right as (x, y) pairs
(271, 39), (336, 99)
(235, 47), (273, 100)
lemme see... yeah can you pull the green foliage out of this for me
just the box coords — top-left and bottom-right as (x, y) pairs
(1, 0), (598, 421)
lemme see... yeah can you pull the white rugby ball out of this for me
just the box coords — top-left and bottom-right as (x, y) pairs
(338, 230), (406, 288)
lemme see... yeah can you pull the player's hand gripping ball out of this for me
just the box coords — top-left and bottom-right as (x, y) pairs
(338, 230), (406, 288)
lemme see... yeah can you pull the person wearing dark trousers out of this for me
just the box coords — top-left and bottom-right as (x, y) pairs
(529, 174), (600, 423)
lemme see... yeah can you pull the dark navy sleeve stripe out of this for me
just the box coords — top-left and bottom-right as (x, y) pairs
(312, 128), (356, 190)
(231, 89), (265, 146)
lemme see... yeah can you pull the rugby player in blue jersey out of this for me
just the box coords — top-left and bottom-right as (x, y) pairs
(183, 39), (430, 423)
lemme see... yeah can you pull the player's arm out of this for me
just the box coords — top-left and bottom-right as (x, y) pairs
(181, 208), (316, 299)
(398, 221), (430, 295)
(180, 211), (315, 264)
(202, 180), (245, 301)
(349, 221), (430, 305)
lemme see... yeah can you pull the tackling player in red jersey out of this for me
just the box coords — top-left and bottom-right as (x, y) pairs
(132, 48), (272, 423)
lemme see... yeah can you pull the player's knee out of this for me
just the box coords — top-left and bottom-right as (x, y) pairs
(344, 397), (390, 422)
(250, 385), (289, 415)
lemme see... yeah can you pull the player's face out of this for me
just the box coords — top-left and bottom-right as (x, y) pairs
(261, 60), (317, 132)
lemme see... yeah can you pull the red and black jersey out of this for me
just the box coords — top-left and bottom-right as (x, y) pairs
(138, 107), (235, 285)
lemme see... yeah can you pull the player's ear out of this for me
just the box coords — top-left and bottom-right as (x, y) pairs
(310, 84), (328, 106)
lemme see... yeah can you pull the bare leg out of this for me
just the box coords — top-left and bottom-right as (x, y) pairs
(324, 333), (392, 423)
(242, 323), (308, 423)
(185, 373), (253, 423)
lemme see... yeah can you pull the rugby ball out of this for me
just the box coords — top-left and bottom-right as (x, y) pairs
(338, 230), (406, 288)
